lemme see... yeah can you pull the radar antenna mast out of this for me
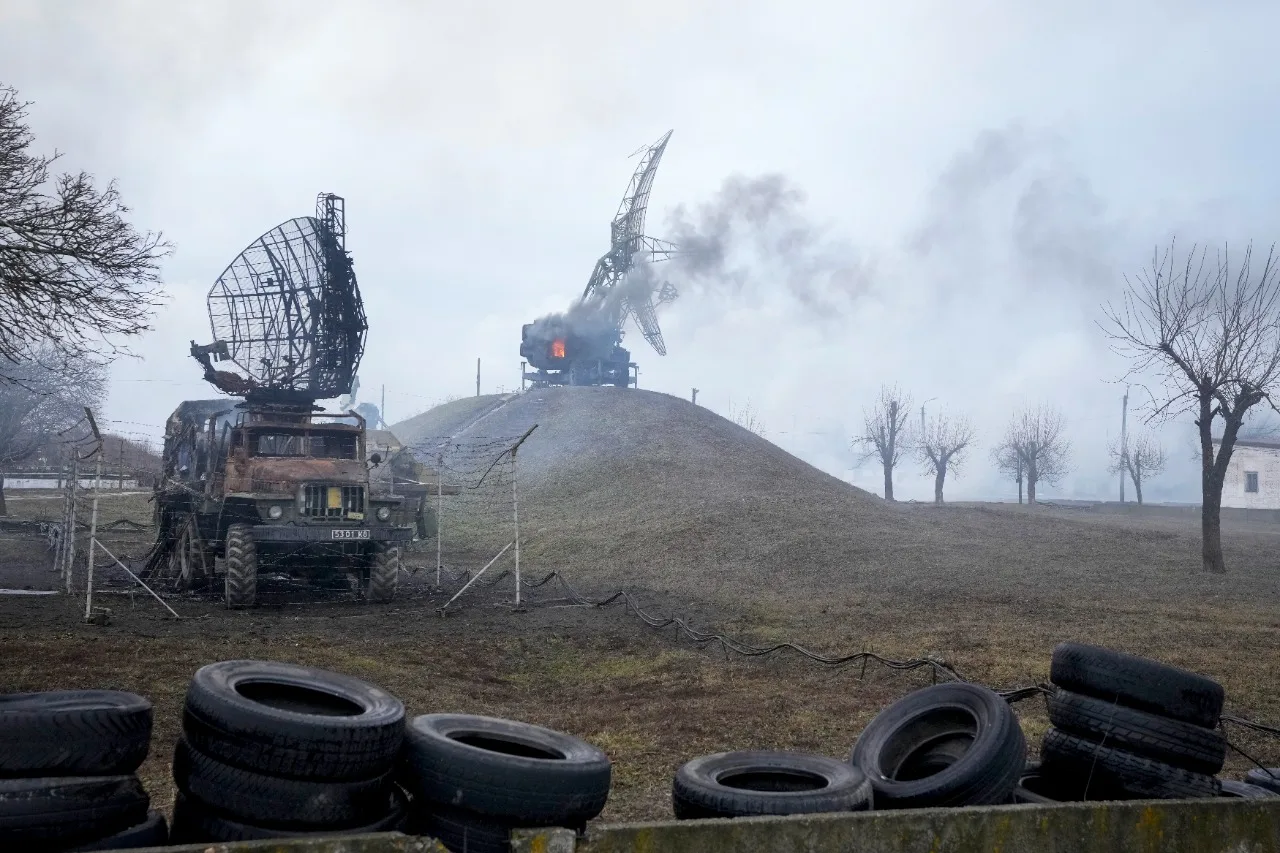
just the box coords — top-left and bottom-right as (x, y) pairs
(580, 130), (679, 355)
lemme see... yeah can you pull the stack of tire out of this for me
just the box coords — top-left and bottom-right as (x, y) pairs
(170, 660), (408, 842)
(0, 690), (166, 851)
(398, 714), (612, 853)
(1038, 642), (1226, 800)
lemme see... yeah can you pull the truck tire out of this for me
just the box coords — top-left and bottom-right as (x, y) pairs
(0, 690), (152, 776)
(182, 660), (405, 782)
(224, 523), (257, 609)
(850, 683), (1026, 809)
(400, 713), (612, 825)
(367, 545), (399, 604)
(170, 789), (405, 843)
(1049, 642), (1224, 728)
(1046, 688), (1226, 774)
(673, 751), (872, 820)
(0, 776), (150, 848)
(173, 737), (395, 829)
(1040, 727), (1220, 800)
(1245, 768), (1280, 794)
(71, 810), (168, 851)
(1221, 780), (1279, 799)
(414, 805), (516, 853)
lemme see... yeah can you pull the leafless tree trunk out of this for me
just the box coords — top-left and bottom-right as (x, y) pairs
(992, 405), (1070, 504)
(917, 411), (975, 505)
(1, 84), (169, 371)
(854, 384), (912, 501)
(1103, 241), (1280, 572)
(1109, 433), (1166, 506)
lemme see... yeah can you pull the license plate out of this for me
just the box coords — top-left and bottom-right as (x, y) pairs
(331, 529), (370, 540)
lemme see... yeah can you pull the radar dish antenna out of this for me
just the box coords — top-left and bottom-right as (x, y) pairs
(193, 193), (368, 402)
(581, 130), (680, 355)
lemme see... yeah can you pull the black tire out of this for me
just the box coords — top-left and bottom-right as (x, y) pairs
(0, 690), (152, 776)
(71, 810), (168, 851)
(172, 737), (395, 829)
(414, 805), (515, 853)
(1050, 642), (1224, 728)
(400, 713), (611, 825)
(1046, 688), (1226, 774)
(223, 523), (257, 609)
(367, 545), (399, 603)
(169, 788), (405, 844)
(1221, 780), (1280, 799)
(1245, 768), (1280, 794)
(1040, 727), (1220, 800)
(672, 751), (871, 820)
(182, 660), (405, 782)
(850, 682), (1026, 808)
(0, 776), (149, 848)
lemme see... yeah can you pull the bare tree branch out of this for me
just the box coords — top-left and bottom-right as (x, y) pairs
(1101, 239), (1280, 572)
(917, 410), (975, 505)
(991, 404), (1070, 504)
(853, 384), (912, 501)
(0, 345), (107, 513)
(729, 399), (767, 438)
(1108, 433), (1166, 506)
(0, 83), (169, 372)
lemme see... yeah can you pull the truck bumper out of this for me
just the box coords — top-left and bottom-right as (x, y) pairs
(249, 525), (414, 544)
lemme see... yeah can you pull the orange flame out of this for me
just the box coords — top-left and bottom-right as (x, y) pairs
(551, 338), (566, 358)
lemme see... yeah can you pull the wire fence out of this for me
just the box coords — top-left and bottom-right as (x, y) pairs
(405, 427), (535, 610)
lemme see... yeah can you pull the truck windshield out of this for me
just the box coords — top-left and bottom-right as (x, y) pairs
(248, 431), (358, 459)
(255, 433), (305, 456)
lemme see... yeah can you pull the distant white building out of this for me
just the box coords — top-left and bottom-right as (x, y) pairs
(1217, 438), (1280, 509)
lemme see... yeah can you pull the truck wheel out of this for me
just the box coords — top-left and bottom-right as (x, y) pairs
(224, 524), (257, 609)
(368, 545), (399, 603)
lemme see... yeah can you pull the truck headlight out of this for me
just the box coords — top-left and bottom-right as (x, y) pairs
(267, 505), (283, 520)
(376, 506), (391, 521)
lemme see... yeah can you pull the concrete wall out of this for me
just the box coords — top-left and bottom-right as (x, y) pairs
(1221, 444), (1280, 509)
(511, 799), (1280, 853)
(127, 800), (1280, 853)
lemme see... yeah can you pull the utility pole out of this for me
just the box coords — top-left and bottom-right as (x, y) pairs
(1119, 387), (1129, 503)
(380, 384), (386, 429)
(118, 440), (124, 490)
(691, 388), (699, 405)
(921, 397), (937, 437)
(476, 358), (481, 397)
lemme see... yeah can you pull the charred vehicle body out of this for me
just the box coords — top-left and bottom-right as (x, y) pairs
(153, 402), (411, 607)
(521, 131), (679, 389)
(145, 193), (419, 607)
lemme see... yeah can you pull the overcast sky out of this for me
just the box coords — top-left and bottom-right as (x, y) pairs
(5, 1), (1280, 501)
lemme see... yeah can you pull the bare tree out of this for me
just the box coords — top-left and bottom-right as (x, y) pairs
(729, 400), (767, 437)
(917, 411), (975, 505)
(992, 405), (1070, 504)
(0, 350), (106, 514)
(854, 384), (912, 501)
(0, 84), (168, 370)
(1103, 241), (1280, 572)
(991, 443), (1025, 504)
(1108, 433), (1166, 506)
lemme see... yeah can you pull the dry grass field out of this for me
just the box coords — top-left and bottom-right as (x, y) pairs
(0, 387), (1277, 823)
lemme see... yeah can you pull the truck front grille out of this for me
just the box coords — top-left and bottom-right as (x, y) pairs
(303, 485), (366, 519)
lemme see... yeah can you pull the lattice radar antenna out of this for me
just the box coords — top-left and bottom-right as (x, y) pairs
(191, 194), (368, 403)
(581, 130), (679, 356)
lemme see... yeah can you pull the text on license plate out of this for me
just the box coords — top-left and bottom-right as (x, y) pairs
(331, 529), (370, 540)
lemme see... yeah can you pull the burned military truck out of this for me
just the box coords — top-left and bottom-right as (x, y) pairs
(146, 193), (415, 607)
(153, 401), (411, 607)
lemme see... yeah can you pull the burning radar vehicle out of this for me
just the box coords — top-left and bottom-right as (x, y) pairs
(521, 130), (679, 388)
(145, 194), (416, 607)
